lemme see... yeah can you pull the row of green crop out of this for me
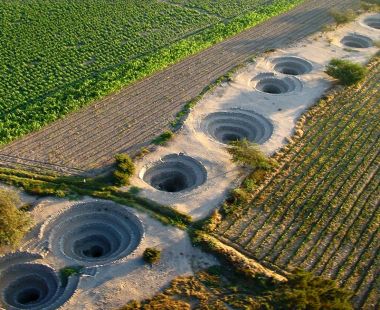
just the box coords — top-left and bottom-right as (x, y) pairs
(252, 97), (380, 258)
(267, 121), (379, 267)
(287, 146), (380, 268)
(321, 180), (379, 280)
(236, 80), (379, 257)
(216, 72), (379, 237)
(0, 0), (218, 113)
(0, 0), (304, 145)
(219, 70), (380, 242)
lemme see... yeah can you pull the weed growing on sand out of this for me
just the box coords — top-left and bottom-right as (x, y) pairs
(114, 154), (135, 186)
(151, 130), (174, 145)
(143, 247), (161, 264)
(227, 139), (277, 170)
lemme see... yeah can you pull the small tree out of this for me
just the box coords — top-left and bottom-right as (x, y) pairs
(143, 247), (161, 264)
(114, 153), (135, 186)
(0, 189), (32, 249)
(227, 139), (275, 170)
(326, 59), (367, 86)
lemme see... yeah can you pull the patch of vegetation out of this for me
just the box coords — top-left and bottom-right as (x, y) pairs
(0, 166), (191, 229)
(360, 0), (380, 12)
(268, 269), (353, 309)
(113, 153), (135, 186)
(330, 9), (357, 25)
(143, 247), (161, 264)
(0, 0), (304, 145)
(120, 266), (353, 309)
(326, 59), (368, 86)
(0, 189), (32, 249)
(59, 266), (82, 286)
(151, 130), (174, 146)
(227, 139), (277, 170)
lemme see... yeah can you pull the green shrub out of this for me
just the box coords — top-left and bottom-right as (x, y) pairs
(114, 153), (135, 186)
(269, 269), (353, 309)
(330, 9), (356, 25)
(0, 189), (32, 249)
(143, 247), (161, 264)
(152, 130), (173, 145)
(326, 59), (368, 86)
(227, 139), (276, 170)
(59, 266), (82, 286)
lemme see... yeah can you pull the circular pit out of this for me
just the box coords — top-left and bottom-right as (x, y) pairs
(0, 264), (59, 309)
(201, 110), (273, 145)
(142, 154), (207, 193)
(364, 16), (380, 30)
(252, 73), (302, 94)
(341, 34), (373, 48)
(48, 202), (144, 266)
(272, 56), (313, 75)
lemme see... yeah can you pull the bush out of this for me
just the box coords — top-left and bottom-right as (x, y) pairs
(152, 130), (173, 145)
(227, 139), (276, 170)
(326, 59), (368, 86)
(59, 266), (82, 286)
(114, 153), (135, 186)
(0, 189), (32, 249)
(330, 9), (356, 25)
(269, 269), (353, 309)
(143, 247), (161, 264)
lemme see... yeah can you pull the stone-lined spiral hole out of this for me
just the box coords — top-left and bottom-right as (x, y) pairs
(201, 110), (273, 145)
(252, 73), (301, 94)
(341, 34), (373, 48)
(272, 56), (313, 75)
(48, 202), (144, 265)
(0, 264), (59, 309)
(74, 235), (111, 258)
(142, 154), (207, 193)
(364, 16), (380, 29)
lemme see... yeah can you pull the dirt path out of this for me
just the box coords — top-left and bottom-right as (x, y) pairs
(0, 0), (358, 175)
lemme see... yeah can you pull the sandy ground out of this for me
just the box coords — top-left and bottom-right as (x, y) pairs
(131, 12), (379, 220)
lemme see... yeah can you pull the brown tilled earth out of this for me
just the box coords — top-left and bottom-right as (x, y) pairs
(0, 0), (358, 176)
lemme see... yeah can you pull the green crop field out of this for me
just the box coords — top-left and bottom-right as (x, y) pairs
(214, 57), (380, 308)
(0, 0), (303, 145)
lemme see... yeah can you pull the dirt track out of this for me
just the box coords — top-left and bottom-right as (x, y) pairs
(0, 0), (358, 175)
